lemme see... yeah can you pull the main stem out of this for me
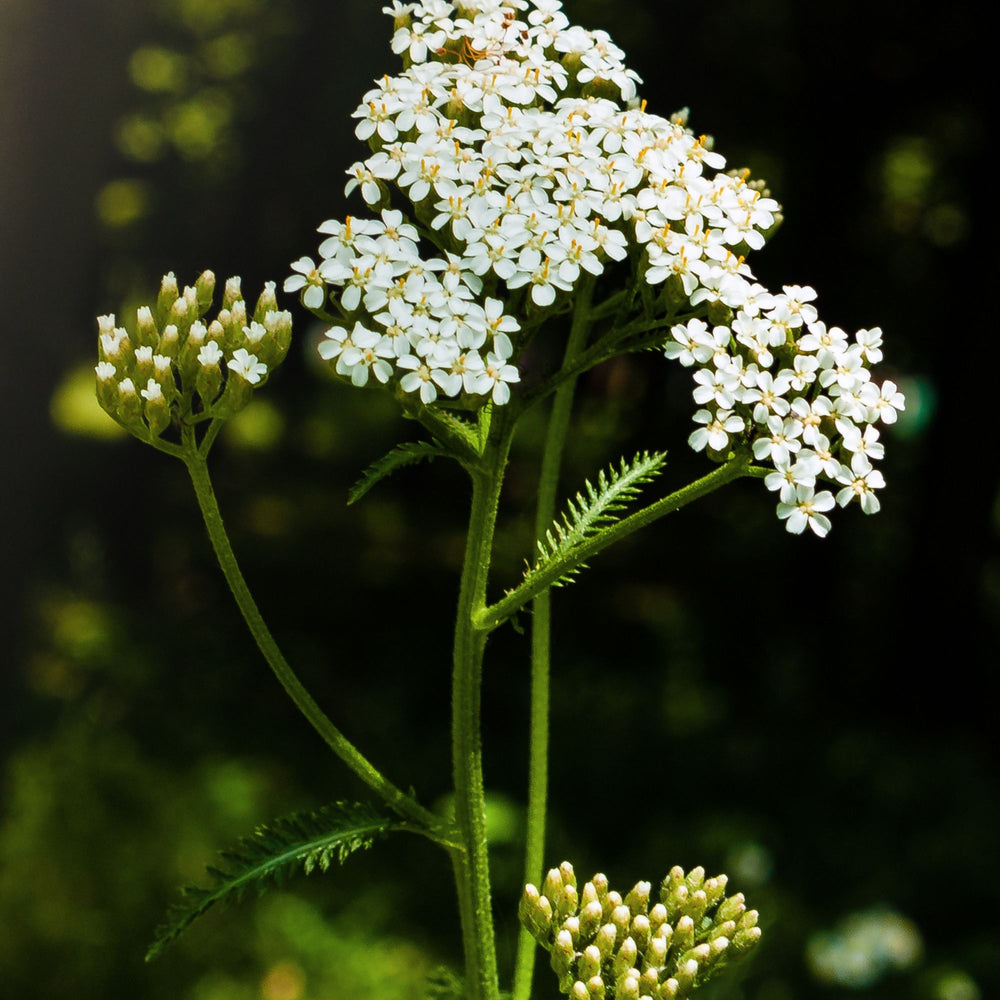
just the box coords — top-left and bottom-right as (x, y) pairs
(451, 416), (512, 1000)
(185, 450), (437, 829)
(511, 280), (594, 1000)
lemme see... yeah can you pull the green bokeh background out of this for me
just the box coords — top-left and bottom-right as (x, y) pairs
(0, 1), (993, 999)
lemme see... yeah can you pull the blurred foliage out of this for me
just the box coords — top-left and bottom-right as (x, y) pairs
(3, 0), (994, 998)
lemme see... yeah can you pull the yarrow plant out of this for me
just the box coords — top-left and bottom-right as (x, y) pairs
(95, 2), (903, 998)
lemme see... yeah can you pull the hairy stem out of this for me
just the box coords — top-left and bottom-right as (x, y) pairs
(451, 410), (514, 1000)
(183, 443), (438, 830)
(512, 278), (595, 1000)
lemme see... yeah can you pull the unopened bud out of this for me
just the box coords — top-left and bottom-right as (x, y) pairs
(133, 346), (154, 385)
(613, 937), (637, 980)
(570, 982), (588, 1000)
(616, 972), (640, 1000)
(644, 933), (667, 969)
(594, 923), (617, 959)
(674, 958), (699, 992)
(578, 945), (602, 982)
(673, 916), (694, 955)
(555, 883), (578, 922)
(579, 900), (603, 941)
(520, 884), (552, 942)
(707, 300), (733, 327)
(117, 378), (141, 425)
(136, 305), (159, 347)
(140, 379), (170, 435)
(561, 915), (580, 944)
(195, 270), (216, 313)
(95, 362), (118, 412)
(657, 978), (678, 999)
(222, 275), (243, 310)
(157, 272), (179, 323)
(625, 881), (651, 915)
(630, 913), (650, 952)
(731, 925), (762, 954)
(716, 893), (745, 924)
(585, 974), (605, 999)
(158, 323), (180, 358)
(703, 875), (727, 909)
(544, 868), (565, 903)
(254, 280), (278, 321)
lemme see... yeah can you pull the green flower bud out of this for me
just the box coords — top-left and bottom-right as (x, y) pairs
(625, 881), (651, 915)
(554, 883), (579, 922)
(544, 869), (565, 905)
(579, 900), (603, 942)
(570, 982), (588, 1000)
(577, 944), (602, 983)
(644, 932), (668, 969)
(603, 890), (623, 922)
(156, 272), (179, 326)
(222, 275), (243, 311)
(254, 280), (278, 322)
(673, 958), (699, 994)
(195, 270), (216, 314)
(560, 862), (578, 890)
(158, 323), (181, 358)
(648, 903), (668, 931)
(133, 346), (155, 386)
(613, 936), (638, 980)
(673, 916), (695, 956)
(95, 362), (118, 414)
(715, 893), (745, 925)
(638, 966), (659, 995)
(585, 975), (605, 999)
(702, 875), (728, 909)
(684, 889), (707, 925)
(630, 913), (650, 953)
(116, 377), (140, 424)
(657, 978), (678, 999)
(520, 884), (553, 943)
(594, 923), (617, 960)
(684, 867), (705, 892)
(135, 305), (159, 348)
(616, 972), (640, 1000)
(140, 379), (171, 436)
(731, 925), (762, 955)
(561, 915), (580, 945)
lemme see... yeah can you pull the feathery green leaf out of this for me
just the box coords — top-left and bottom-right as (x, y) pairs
(348, 439), (450, 504)
(147, 800), (400, 960)
(526, 451), (667, 586)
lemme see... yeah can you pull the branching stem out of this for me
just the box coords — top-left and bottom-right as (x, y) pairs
(182, 435), (438, 831)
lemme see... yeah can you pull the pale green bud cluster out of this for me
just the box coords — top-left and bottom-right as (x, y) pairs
(520, 862), (761, 1000)
(95, 271), (292, 440)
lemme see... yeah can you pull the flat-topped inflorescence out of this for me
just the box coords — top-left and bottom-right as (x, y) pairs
(520, 862), (761, 999)
(285, 0), (903, 535)
(95, 271), (292, 444)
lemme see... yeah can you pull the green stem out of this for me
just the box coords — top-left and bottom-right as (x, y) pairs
(511, 279), (595, 1000)
(183, 445), (438, 830)
(476, 452), (752, 631)
(451, 412), (514, 1000)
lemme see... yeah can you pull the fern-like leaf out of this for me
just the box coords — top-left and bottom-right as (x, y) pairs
(147, 800), (400, 960)
(348, 440), (449, 505)
(526, 451), (667, 586)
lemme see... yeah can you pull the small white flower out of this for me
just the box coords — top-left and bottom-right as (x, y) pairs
(777, 486), (835, 537)
(228, 348), (268, 385)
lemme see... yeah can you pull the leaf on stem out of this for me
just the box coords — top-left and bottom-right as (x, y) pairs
(347, 439), (450, 505)
(526, 451), (667, 587)
(146, 800), (401, 960)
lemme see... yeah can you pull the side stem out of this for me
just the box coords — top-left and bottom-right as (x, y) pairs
(184, 449), (438, 829)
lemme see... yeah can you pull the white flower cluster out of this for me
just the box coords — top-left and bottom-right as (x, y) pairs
(285, 0), (902, 533)
(667, 302), (904, 536)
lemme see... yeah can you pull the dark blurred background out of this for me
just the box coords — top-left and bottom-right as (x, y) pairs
(0, 1), (993, 998)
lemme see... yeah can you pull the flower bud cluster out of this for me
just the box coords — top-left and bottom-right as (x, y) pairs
(95, 272), (292, 439)
(520, 862), (762, 1000)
